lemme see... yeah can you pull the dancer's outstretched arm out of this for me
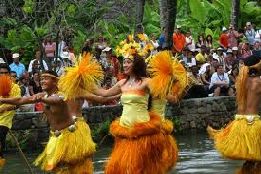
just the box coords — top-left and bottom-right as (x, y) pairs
(0, 94), (43, 105)
(80, 93), (121, 104)
(93, 79), (125, 97)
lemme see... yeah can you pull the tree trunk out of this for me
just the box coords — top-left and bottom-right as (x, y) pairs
(159, 0), (168, 29)
(231, 0), (240, 30)
(135, 0), (146, 33)
(165, 0), (177, 49)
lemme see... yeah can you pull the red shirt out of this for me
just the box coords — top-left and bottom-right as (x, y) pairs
(172, 33), (186, 53)
(219, 33), (228, 49)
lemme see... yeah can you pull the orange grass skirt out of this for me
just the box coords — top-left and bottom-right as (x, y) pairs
(207, 114), (261, 161)
(105, 112), (166, 174)
(161, 119), (178, 172)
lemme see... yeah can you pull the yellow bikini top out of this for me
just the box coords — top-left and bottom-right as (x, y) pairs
(151, 98), (167, 120)
(119, 89), (150, 128)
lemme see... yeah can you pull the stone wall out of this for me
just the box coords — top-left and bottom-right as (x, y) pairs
(8, 96), (261, 150)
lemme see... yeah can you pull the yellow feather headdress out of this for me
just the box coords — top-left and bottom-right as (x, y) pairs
(148, 51), (188, 100)
(58, 53), (104, 100)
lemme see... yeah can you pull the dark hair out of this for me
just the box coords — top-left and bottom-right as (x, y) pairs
(132, 54), (147, 79)
(206, 35), (213, 42)
(10, 71), (17, 75)
(0, 63), (10, 72)
(42, 70), (58, 77)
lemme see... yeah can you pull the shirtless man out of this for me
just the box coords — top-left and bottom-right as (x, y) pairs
(0, 70), (120, 173)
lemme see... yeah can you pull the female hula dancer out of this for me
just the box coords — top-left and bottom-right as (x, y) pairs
(148, 50), (189, 172)
(207, 55), (261, 171)
(94, 53), (166, 174)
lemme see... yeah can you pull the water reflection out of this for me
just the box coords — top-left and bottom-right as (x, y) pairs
(2, 131), (247, 174)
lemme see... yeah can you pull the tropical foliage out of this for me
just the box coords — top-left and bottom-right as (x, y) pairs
(0, 0), (260, 65)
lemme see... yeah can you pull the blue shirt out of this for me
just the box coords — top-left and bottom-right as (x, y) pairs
(9, 62), (26, 78)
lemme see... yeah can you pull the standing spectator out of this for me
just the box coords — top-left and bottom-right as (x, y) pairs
(209, 64), (234, 96)
(82, 39), (93, 55)
(172, 25), (186, 53)
(158, 27), (166, 49)
(227, 24), (241, 48)
(185, 31), (195, 51)
(0, 64), (21, 165)
(57, 37), (67, 58)
(219, 27), (229, 49)
(42, 36), (56, 69)
(101, 47), (121, 84)
(150, 34), (159, 55)
(28, 49), (48, 74)
(245, 22), (256, 46)
(196, 34), (206, 48)
(205, 35), (213, 48)
(9, 53), (25, 78)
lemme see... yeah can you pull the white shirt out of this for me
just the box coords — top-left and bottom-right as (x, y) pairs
(28, 59), (48, 73)
(185, 36), (195, 50)
(209, 72), (230, 89)
(183, 57), (196, 67)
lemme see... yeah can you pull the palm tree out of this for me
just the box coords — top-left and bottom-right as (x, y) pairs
(231, 0), (240, 29)
(135, 0), (146, 34)
(160, 0), (177, 49)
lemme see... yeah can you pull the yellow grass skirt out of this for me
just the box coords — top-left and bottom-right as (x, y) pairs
(34, 117), (96, 173)
(161, 119), (178, 172)
(207, 114), (261, 161)
(105, 112), (166, 174)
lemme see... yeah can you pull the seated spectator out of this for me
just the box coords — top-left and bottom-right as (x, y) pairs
(209, 64), (234, 96)
(52, 59), (65, 76)
(28, 49), (48, 74)
(224, 49), (236, 72)
(183, 49), (196, 67)
(206, 35), (213, 48)
(240, 42), (252, 59)
(184, 66), (208, 98)
(172, 25), (186, 53)
(195, 46), (208, 64)
(198, 63), (211, 87)
(185, 31), (195, 51)
(10, 71), (18, 83)
(9, 53), (25, 78)
(82, 38), (93, 55)
(29, 72), (42, 96)
(228, 65), (239, 91)
(219, 27), (228, 49)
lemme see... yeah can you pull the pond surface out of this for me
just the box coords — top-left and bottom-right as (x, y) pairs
(1, 131), (245, 174)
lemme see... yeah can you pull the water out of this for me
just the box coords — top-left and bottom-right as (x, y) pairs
(1, 132), (244, 174)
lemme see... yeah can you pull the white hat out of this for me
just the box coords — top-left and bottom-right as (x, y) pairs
(12, 53), (19, 59)
(176, 25), (181, 29)
(0, 58), (5, 64)
(227, 49), (233, 53)
(217, 47), (223, 51)
(222, 27), (227, 31)
(103, 47), (112, 52)
(232, 47), (238, 51)
(246, 22), (251, 26)
(61, 51), (70, 59)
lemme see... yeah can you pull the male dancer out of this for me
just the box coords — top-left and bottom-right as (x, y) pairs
(0, 64), (20, 168)
(0, 70), (118, 173)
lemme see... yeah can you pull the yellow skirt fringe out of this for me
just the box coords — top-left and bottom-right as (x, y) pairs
(161, 119), (178, 171)
(207, 114), (261, 161)
(34, 118), (96, 173)
(105, 112), (166, 174)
